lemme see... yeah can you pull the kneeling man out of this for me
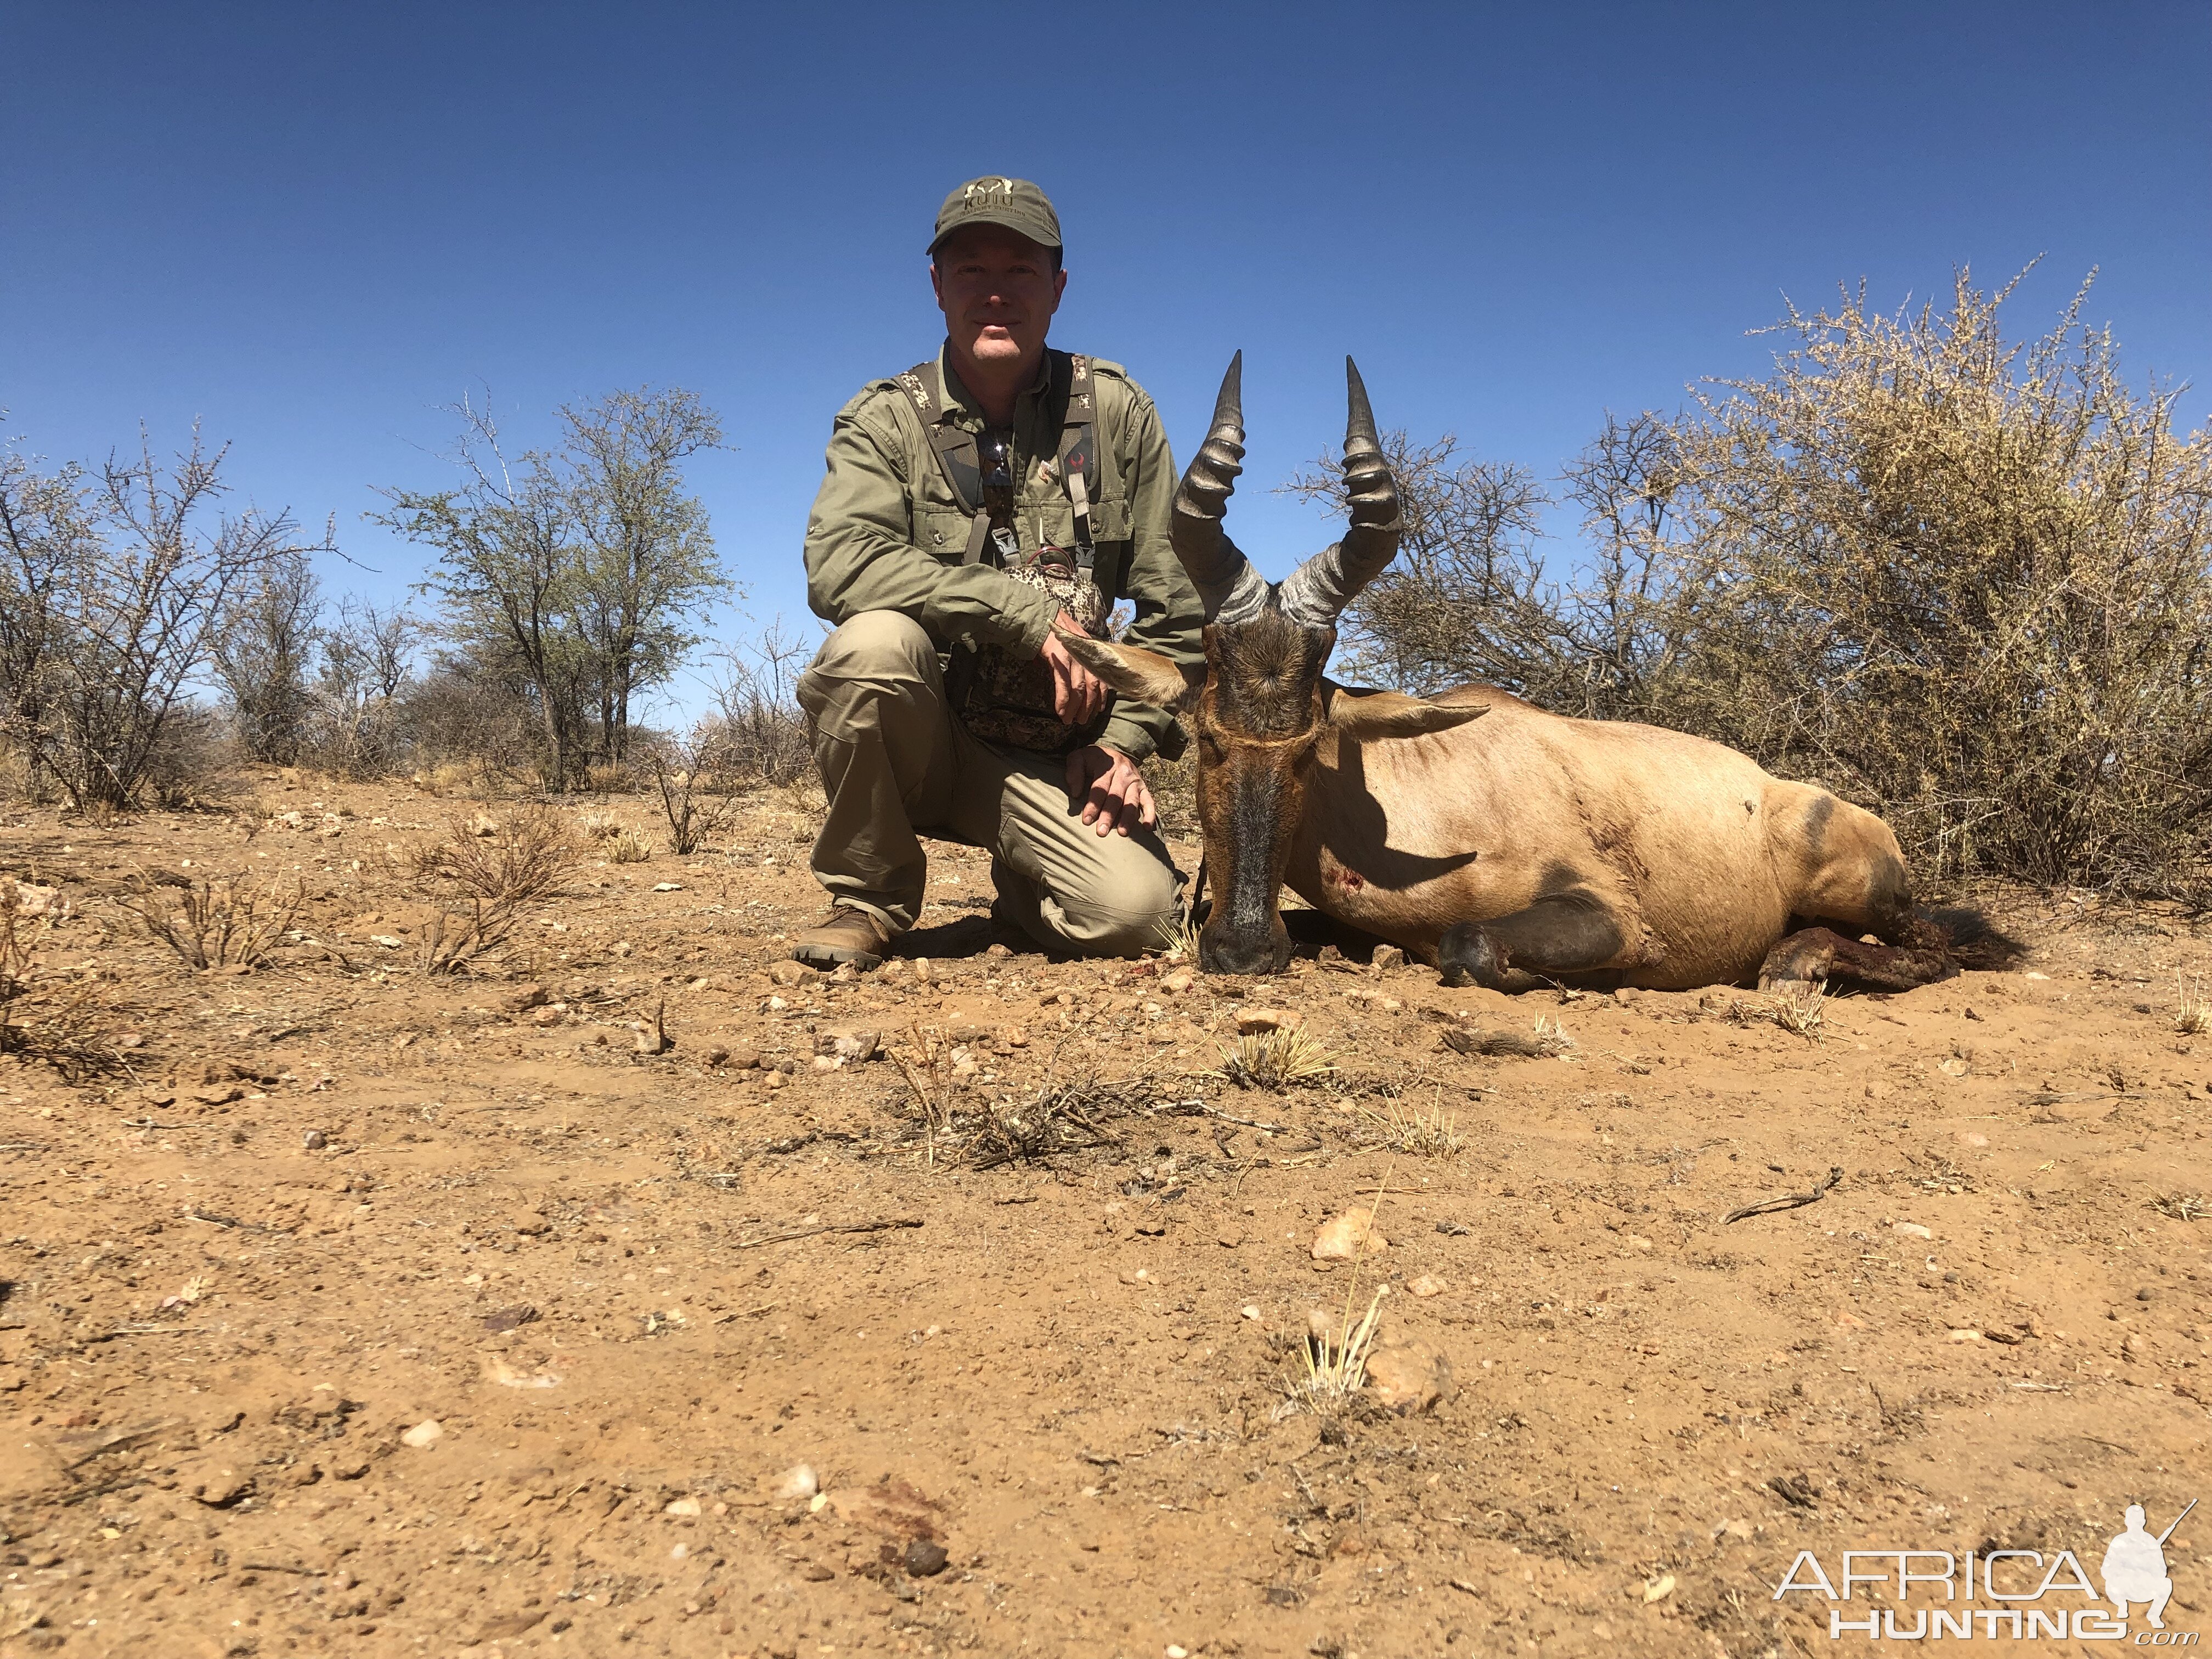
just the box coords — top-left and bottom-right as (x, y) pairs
(792, 176), (1200, 969)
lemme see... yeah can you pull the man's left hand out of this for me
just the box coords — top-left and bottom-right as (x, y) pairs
(1066, 744), (1156, 838)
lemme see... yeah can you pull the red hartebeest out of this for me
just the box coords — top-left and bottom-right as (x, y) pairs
(1059, 355), (2006, 990)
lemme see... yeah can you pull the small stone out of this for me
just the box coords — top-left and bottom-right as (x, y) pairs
(1407, 1273), (1447, 1297)
(768, 961), (809, 987)
(764, 1071), (789, 1091)
(910, 958), (934, 984)
(826, 1030), (881, 1063)
(1237, 1007), (1302, 1034)
(1372, 945), (1407, 970)
(611, 940), (634, 959)
(330, 1456), (370, 1480)
(985, 943), (1011, 958)
(506, 983), (549, 1013)
(1240, 1304), (1262, 1320)
(1938, 1057), (1970, 1076)
(903, 1540), (950, 1577)
(1643, 1572), (1677, 1603)
(703, 1045), (730, 1068)
(181, 1462), (254, 1506)
(1161, 969), (1194, 993)
(471, 1611), (547, 1643)
(1365, 1340), (1451, 1412)
(1956, 1130), (1990, 1148)
(467, 811), (499, 837)
(302, 1130), (328, 1150)
(1216, 1230), (1243, 1249)
(512, 1211), (550, 1237)
(1892, 1221), (1933, 1240)
(811, 1054), (839, 1072)
(664, 1496), (703, 1516)
(399, 1419), (443, 1449)
(1949, 1329), (1984, 1342)
(1166, 1647), (1189, 1659)
(1311, 1207), (1388, 1259)
(830, 961), (862, 984)
(531, 1006), (563, 1027)
(652, 882), (683, 893)
(775, 1464), (819, 1500)
(993, 1025), (1029, 1049)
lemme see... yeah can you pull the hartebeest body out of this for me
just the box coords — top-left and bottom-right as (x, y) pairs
(1062, 355), (1993, 991)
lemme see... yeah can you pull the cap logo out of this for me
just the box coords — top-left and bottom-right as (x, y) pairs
(963, 178), (1017, 208)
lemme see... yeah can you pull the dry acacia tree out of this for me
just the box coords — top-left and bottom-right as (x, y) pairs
(0, 423), (334, 811)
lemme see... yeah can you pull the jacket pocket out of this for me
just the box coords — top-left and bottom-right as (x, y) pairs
(916, 509), (974, 557)
(1086, 497), (1132, 544)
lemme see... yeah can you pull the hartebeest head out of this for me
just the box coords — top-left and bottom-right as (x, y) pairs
(1058, 354), (1487, 974)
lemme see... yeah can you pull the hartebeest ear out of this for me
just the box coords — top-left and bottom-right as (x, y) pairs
(1055, 629), (1206, 712)
(1324, 685), (1491, 741)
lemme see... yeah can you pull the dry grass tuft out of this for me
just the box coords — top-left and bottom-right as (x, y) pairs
(969, 1071), (1127, 1170)
(1156, 912), (1203, 964)
(1220, 1027), (1338, 1090)
(890, 1028), (1136, 1169)
(2176, 974), (2210, 1037)
(2, 882), (125, 1079)
(1284, 1286), (1387, 1417)
(125, 870), (300, 972)
(1724, 985), (1829, 1040)
(1441, 1020), (1575, 1059)
(607, 828), (654, 864)
(1359, 1092), (1462, 1158)
(405, 803), (575, 974)
(2150, 1192), (2208, 1222)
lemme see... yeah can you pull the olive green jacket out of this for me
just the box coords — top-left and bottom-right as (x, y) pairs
(803, 346), (1201, 763)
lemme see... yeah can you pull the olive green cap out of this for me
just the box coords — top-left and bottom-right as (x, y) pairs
(928, 176), (1062, 257)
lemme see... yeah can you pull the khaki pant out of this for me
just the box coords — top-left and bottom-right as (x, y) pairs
(795, 611), (1183, 955)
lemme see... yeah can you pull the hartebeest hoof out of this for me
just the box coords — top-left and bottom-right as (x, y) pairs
(1437, 922), (1511, 990)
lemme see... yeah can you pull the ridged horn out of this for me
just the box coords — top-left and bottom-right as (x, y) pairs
(1170, 351), (1268, 624)
(1276, 356), (1404, 629)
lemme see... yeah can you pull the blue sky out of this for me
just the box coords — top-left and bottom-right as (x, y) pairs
(5, 2), (2207, 720)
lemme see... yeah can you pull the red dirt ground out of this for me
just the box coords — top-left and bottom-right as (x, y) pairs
(2, 777), (2208, 1658)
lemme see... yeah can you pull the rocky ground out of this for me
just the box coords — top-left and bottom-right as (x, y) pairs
(2, 775), (2209, 1659)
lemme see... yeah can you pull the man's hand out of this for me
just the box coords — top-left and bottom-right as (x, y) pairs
(1039, 609), (1109, 726)
(1066, 744), (1156, 838)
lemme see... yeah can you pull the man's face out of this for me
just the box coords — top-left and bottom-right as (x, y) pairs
(931, 225), (1065, 368)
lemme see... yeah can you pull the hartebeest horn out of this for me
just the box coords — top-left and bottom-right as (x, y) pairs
(1170, 352), (1269, 625)
(1276, 357), (1404, 629)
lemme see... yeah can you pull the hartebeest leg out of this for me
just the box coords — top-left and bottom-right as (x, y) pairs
(1758, 926), (1950, 994)
(1437, 890), (1630, 992)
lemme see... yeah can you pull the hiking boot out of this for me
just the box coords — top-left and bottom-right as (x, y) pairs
(789, 905), (893, 971)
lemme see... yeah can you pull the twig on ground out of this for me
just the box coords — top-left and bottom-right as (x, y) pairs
(732, 1218), (923, 1249)
(1723, 1165), (1843, 1223)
